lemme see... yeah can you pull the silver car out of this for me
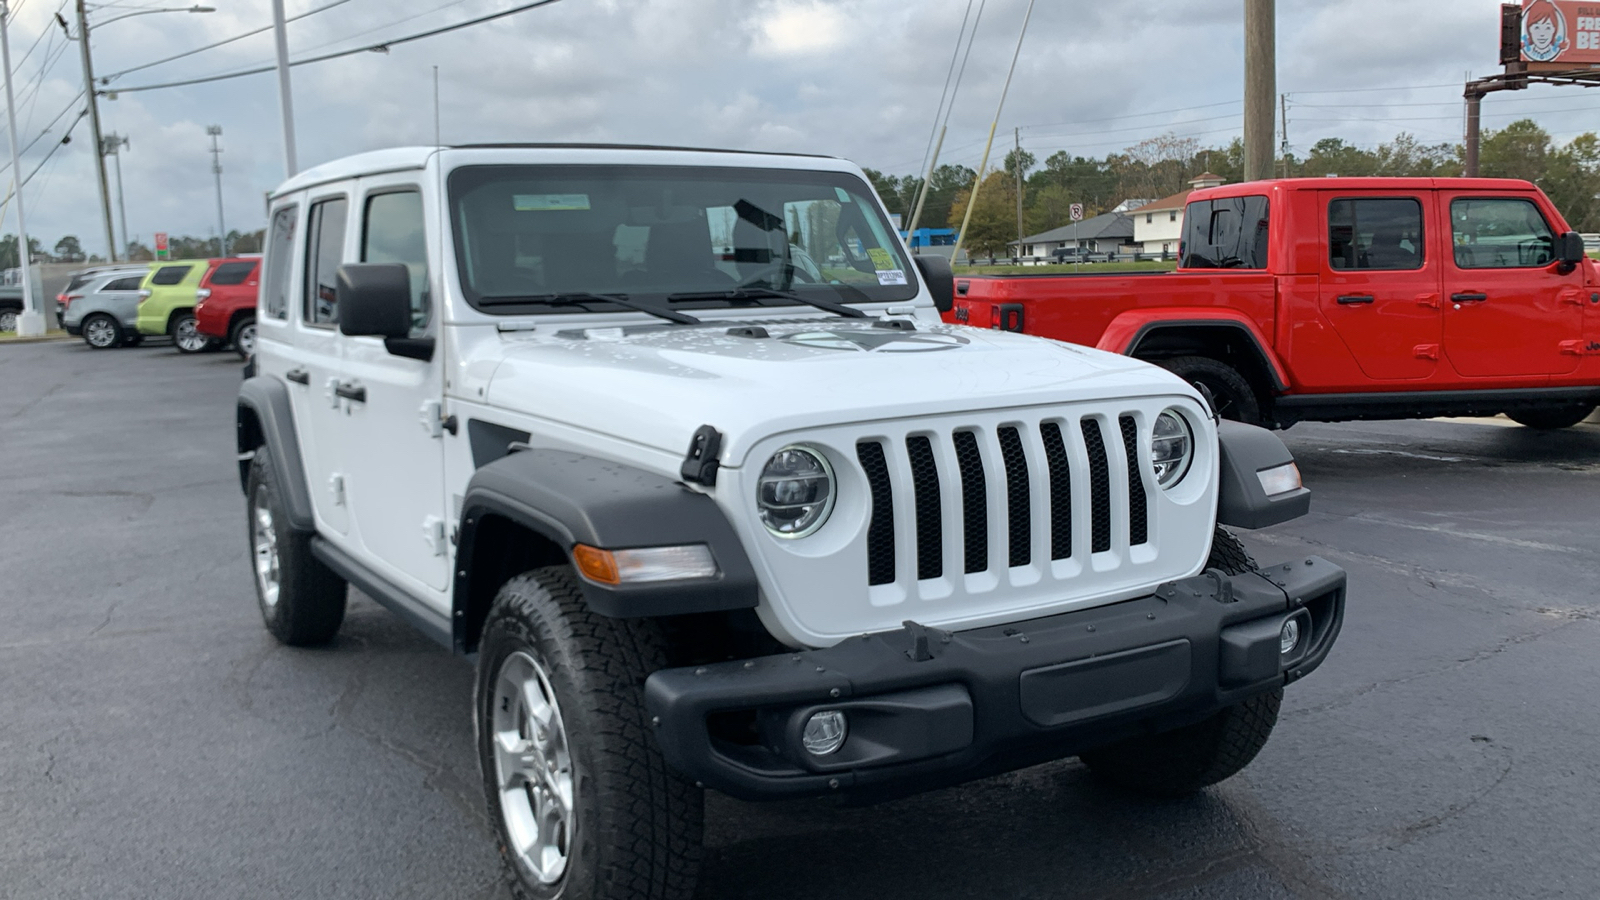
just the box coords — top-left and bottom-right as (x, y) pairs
(59, 266), (150, 349)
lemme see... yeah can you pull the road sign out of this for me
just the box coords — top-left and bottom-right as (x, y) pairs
(154, 231), (168, 260)
(1070, 204), (1084, 221)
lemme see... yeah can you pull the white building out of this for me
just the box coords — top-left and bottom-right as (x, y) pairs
(1131, 173), (1226, 256)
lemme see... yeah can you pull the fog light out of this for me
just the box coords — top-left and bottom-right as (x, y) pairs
(1280, 618), (1301, 655)
(801, 710), (847, 756)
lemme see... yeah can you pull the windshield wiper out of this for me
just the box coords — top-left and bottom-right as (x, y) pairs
(479, 291), (702, 325)
(669, 287), (868, 318)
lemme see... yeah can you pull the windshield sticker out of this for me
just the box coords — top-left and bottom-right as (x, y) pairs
(835, 187), (852, 203)
(513, 193), (591, 211)
(866, 247), (896, 270)
(876, 269), (908, 286)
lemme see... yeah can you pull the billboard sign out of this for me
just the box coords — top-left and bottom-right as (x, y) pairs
(154, 231), (168, 260)
(1521, 0), (1600, 64)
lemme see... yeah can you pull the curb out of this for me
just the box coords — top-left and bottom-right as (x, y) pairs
(0, 333), (74, 344)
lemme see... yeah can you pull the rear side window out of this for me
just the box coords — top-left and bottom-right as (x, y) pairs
(263, 206), (298, 320)
(208, 261), (257, 286)
(361, 190), (429, 336)
(151, 264), (192, 286)
(66, 273), (93, 292)
(304, 197), (349, 327)
(1180, 196), (1269, 269)
(1328, 198), (1424, 270)
(102, 276), (143, 291)
(1450, 198), (1555, 269)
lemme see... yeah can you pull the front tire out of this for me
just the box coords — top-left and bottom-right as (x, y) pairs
(1158, 356), (1263, 425)
(1080, 689), (1283, 796)
(1508, 405), (1594, 430)
(82, 313), (124, 349)
(477, 567), (702, 900)
(171, 312), (210, 354)
(246, 448), (347, 646)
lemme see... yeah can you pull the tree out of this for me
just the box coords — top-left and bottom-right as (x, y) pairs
(947, 170), (1018, 257)
(1479, 119), (1552, 184)
(913, 163), (976, 233)
(227, 228), (266, 254)
(125, 241), (154, 261)
(53, 235), (85, 263)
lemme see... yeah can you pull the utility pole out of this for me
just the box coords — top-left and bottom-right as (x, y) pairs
(270, 0), (297, 176)
(104, 133), (129, 256)
(1, 1), (41, 335)
(1279, 93), (1290, 178)
(1243, 0), (1276, 182)
(73, 0), (118, 261)
(1014, 127), (1023, 259)
(206, 125), (227, 256)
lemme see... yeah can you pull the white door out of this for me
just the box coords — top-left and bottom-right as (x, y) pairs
(336, 179), (451, 597)
(290, 193), (356, 535)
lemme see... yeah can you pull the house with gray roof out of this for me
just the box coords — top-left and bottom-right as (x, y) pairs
(1007, 210), (1136, 260)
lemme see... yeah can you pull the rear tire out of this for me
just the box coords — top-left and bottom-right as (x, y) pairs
(171, 312), (210, 354)
(476, 567), (702, 900)
(1507, 405), (1594, 430)
(82, 313), (124, 349)
(1158, 356), (1263, 425)
(246, 448), (347, 646)
(0, 309), (16, 332)
(1080, 689), (1283, 796)
(231, 316), (257, 360)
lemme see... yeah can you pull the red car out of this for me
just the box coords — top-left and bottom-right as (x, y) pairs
(947, 177), (1600, 429)
(193, 256), (261, 359)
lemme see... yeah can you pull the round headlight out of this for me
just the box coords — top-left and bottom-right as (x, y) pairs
(757, 445), (835, 538)
(1151, 409), (1194, 488)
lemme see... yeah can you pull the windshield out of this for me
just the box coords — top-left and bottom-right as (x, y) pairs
(448, 164), (918, 314)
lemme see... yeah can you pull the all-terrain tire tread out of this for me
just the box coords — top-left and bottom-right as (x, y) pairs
(1080, 689), (1282, 796)
(246, 451), (346, 646)
(485, 568), (701, 900)
(1158, 355), (1263, 425)
(1206, 526), (1258, 575)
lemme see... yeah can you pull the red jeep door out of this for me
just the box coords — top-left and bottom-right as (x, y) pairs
(1438, 193), (1585, 378)
(1318, 194), (1443, 380)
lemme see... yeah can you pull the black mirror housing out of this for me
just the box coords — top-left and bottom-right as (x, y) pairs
(913, 255), (955, 313)
(337, 263), (412, 338)
(1556, 231), (1586, 265)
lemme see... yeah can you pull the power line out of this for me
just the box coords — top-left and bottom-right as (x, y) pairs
(1285, 82), (1464, 95)
(99, 0), (357, 82)
(112, 0), (569, 93)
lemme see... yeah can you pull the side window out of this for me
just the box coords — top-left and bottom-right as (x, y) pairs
(209, 261), (257, 286)
(151, 264), (192, 286)
(360, 190), (429, 335)
(304, 197), (349, 327)
(103, 276), (143, 291)
(1328, 198), (1424, 270)
(1450, 198), (1555, 269)
(263, 205), (297, 320)
(1180, 196), (1269, 269)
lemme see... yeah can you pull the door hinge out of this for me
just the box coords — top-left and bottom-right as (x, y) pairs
(1415, 292), (1440, 309)
(1414, 343), (1439, 360)
(1558, 340), (1600, 356)
(324, 376), (342, 409)
(328, 474), (346, 506)
(419, 400), (443, 438)
(1559, 289), (1584, 307)
(422, 515), (447, 556)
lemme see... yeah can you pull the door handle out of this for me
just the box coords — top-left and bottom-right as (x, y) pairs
(285, 368), (309, 385)
(1451, 292), (1488, 303)
(1336, 294), (1375, 305)
(335, 381), (367, 403)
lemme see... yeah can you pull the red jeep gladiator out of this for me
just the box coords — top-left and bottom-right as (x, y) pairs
(947, 177), (1600, 429)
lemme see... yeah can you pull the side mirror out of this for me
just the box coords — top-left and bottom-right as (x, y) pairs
(914, 255), (954, 313)
(1556, 231), (1586, 266)
(337, 263), (412, 338)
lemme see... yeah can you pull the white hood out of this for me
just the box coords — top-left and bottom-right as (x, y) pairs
(483, 319), (1197, 465)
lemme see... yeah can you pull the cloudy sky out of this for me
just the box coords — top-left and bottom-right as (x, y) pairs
(3, 0), (1595, 257)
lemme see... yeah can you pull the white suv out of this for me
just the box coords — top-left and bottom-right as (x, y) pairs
(236, 144), (1345, 900)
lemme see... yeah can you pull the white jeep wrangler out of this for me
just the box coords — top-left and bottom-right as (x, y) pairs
(236, 144), (1345, 900)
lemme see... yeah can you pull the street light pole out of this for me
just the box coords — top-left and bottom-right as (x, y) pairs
(1, 1), (41, 335)
(73, 0), (117, 262)
(104, 133), (129, 256)
(206, 125), (226, 256)
(270, 0), (297, 175)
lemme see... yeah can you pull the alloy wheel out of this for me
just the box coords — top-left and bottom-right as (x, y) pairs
(251, 484), (281, 609)
(491, 649), (575, 885)
(175, 317), (208, 352)
(0, 310), (16, 332)
(84, 317), (118, 348)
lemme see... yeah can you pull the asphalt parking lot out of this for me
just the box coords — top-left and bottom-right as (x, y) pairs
(3, 340), (1599, 900)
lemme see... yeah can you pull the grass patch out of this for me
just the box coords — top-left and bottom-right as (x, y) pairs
(954, 260), (1178, 276)
(0, 328), (69, 343)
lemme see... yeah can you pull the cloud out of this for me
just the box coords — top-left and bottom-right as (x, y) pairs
(0, 0), (1590, 258)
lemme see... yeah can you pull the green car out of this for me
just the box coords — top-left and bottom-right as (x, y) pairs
(135, 260), (216, 353)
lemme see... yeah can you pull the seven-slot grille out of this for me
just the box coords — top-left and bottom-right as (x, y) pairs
(856, 415), (1152, 587)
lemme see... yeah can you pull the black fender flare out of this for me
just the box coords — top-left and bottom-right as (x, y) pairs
(1127, 319), (1290, 393)
(457, 449), (760, 625)
(237, 376), (315, 531)
(1215, 421), (1310, 529)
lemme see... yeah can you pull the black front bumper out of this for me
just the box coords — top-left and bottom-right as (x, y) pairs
(645, 556), (1345, 801)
